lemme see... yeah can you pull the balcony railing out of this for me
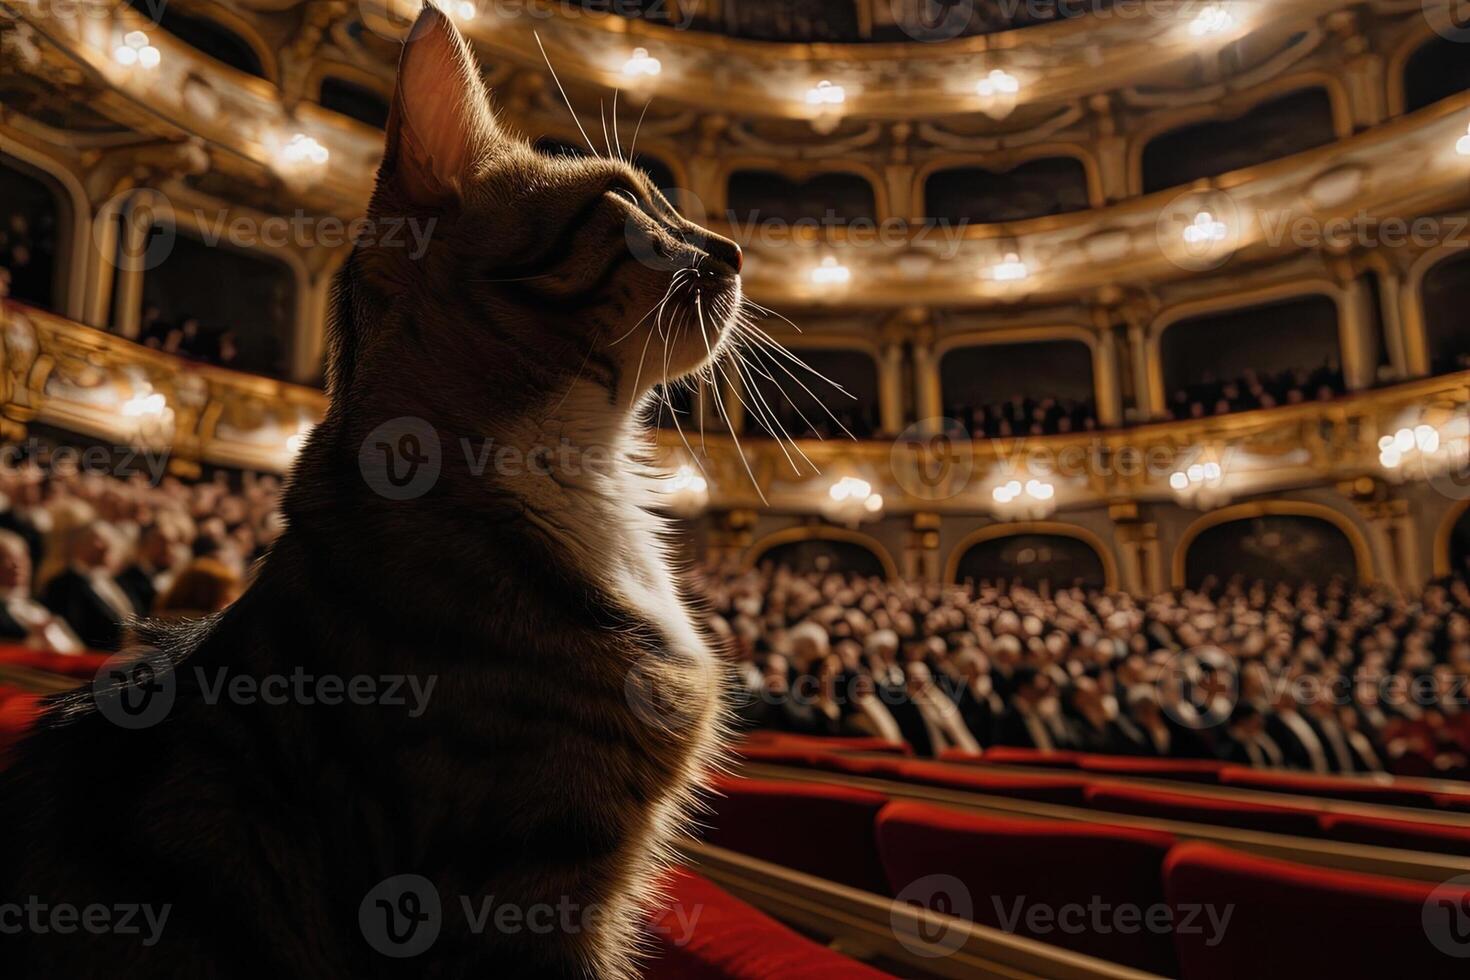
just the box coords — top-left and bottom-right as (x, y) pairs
(4, 304), (1466, 519)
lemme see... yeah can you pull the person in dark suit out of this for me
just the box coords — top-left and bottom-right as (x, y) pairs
(994, 666), (1066, 751)
(953, 652), (1004, 747)
(40, 521), (134, 651)
(115, 522), (182, 617)
(1216, 703), (1284, 768)
(0, 528), (81, 651)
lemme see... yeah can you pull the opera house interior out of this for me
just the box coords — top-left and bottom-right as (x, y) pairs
(4, 0), (1470, 976)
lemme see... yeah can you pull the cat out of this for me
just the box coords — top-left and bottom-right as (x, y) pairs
(0, 6), (740, 977)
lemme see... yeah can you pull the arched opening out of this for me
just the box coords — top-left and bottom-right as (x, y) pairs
(940, 340), (1096, 437)
(1161, 295), (1345, 419)
(139, 229), (296, 378)
(319, 77), (390, 129)
(1422, 250), (1470, 375)
(924, 158), (1091, 224)
(1142, 88), (1337, 193)
(953, 532), (1107, 589)
(725, 170), (876, 225)
(1183, 512), (1360, 588)
(743, 348), (880, 439)
(128, 0), (266, 78)
(1404, 37), (1470, 113)
(0, 156), (65, 311)
(754, 534), (889, 578)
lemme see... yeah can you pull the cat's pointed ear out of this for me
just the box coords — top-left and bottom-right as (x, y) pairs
(379, 4), (499, 208)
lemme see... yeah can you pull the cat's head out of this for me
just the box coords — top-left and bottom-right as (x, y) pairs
(341, 5), (741, 422)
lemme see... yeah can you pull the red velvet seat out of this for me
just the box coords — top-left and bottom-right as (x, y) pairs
(875, 801), (1178, 975)
(1218, 767), (1437, 808)
(704, 777), (890, 895)
(743, 732), (910, 756)
(1434, 792), (1470, 813)
(1076, 755), (1225, 784)
(1319, 812), (1470, 856)
(895, 760), (1089, 805)
(645, 868), (895, 979)
(1164, 842), (1470, 979)
(943, 746), (1082, 768)
(0, 644), (109, 679)
(1084, 784), (1322, 837)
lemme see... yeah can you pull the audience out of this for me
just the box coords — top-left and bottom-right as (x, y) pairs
(1168, 364), (1345, 421)
(0, 448), (280, 650)
(951, 395), (1098, 438)
(708, 562), (1470, 780)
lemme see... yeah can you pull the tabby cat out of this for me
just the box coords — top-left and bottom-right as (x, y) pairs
(0, 7), (737, 977)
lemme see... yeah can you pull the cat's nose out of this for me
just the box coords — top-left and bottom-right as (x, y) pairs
(705, 234), (743, 275)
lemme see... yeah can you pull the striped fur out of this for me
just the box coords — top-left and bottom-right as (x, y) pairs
(0, 8), (738, 977)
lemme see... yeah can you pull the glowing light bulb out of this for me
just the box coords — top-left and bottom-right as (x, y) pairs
(1169, 471), (1190, 491)
(810, 256), (851, 286)
(976, 69), (1018, 99)
(622, 47), (660, 78)
(805, 80), (845, 106)
(1183, 211), (1227, 245)
(1190, 3), (1234, 37)
(114, 31), (159, 69)
(122, 391), (166, 418)
(1458, 123), (1470, 157)
(451, 1), (476, 20)
(282, 133), (329, 167)
(990, 252), (1029, 282)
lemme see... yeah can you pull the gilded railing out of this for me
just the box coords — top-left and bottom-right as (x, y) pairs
(3, 304), (1467, 515)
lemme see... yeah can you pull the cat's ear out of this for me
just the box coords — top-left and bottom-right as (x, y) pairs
(380, 4), (500, 208)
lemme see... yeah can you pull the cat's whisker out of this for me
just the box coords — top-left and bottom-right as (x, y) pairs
(628, 97), (653, 163)
(599, 99), (613, 160)
(744, 298), (805, 335)
(709, 344), (805, 475)
(726, 344), (817, 475)
(706, 357), (767, 505)
(731, 324), (856, 441)
(534, 31), (597, 155)
(733, 318), (857, 403)
(611, 88), (624, 162)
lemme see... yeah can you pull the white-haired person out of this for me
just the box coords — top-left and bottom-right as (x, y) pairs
(0, 528), (81, 653)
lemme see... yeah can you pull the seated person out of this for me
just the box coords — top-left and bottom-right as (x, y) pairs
(0, 529), (81, 653)
(40, 520), (134, 651)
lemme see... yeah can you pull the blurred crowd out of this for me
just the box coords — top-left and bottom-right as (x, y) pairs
(137, 304), (244, 370)
(0, 448), (281, 651)
(1168, 364), (1346, 421)
(708, 564), (1470, 779)
(949, 395), (1099, 438)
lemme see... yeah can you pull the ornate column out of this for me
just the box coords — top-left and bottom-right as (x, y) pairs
(1089, 306), (1123, 428)
(1088, 94), (1129, 205)
(906, 513), (941, 582)
(1109, 503), (1161, 595)
(885, 122), (916, 221)
(1372, 262), (1410, 381)
(910, 316), (943, 431)
(879, 306), (922, 434)
(1327, 10), (1385, 131)
(1330, 257), (1378, 391)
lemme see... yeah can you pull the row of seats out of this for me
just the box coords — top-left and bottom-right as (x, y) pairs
(703, 776), (1470, 977)
(735, 740), (1470, 857)
(646, 868), (893, 979)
